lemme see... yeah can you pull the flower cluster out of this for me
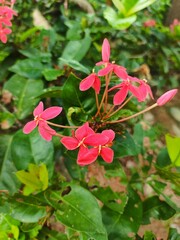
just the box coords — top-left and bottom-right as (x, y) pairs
(0, 0), (16, 43)
(23, 38), (178, 166)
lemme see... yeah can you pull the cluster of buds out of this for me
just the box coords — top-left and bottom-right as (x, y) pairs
(0, 0), (16, 43)
(23, 39), (178, 166)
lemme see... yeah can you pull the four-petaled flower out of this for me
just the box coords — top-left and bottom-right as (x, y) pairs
(77, 129), (115, 166)
(61, 123), (115, 165)
(23, 101), (62, 141)
(96, 38), (128, 79)
(79, 73), (101, 94)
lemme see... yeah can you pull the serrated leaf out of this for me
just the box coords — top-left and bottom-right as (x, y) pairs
(3, 74), (43, 119)
(45, 184), (108, 239)
(165, 134), (180, 166)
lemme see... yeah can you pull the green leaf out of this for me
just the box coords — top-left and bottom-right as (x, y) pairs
(42, 68), (64, 81)
(11, 130), (54, 178)
(10, 199), (47, 223)
(102, 187), (142, 239)
(61, 73), (95, 120)
(143, 231), (156, 240)
(16, 163), (48, 195)
(0, 135), (20, 194)
(3, 74), (43, 119)
(142, 196), (176, 224)
(0, 214), (20, 240)
(113, 130), (138, 158)
(17, 27), (40, 42)
(165, 134), (180, 166)
(0, 111), (16, 129)
(59, 58), (90, 74)
(92, 187), (128, 214)
(45, 184), (108, 239)
(35, 86), (62, 98)
(122, 0), (157, 16)
(168, 228), (180, 240)
(9, 59), (44, 79)
(104, 7), (137, 30)
(61, 30), (91, 62)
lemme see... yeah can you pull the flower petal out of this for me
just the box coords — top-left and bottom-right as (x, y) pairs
(41, 107), (62, 120)
(38, 122), (56, 141)
(93, 75), (101, 94)
(84, 133), (109, 146)
(75, 122), (94, 141)
(102, 38), (110, 62)
(61, 136), (79, 150)
(23, 120), (37, 134)
(157, 89), (178, 106)
(77, 147), (98, 166)
(33, 101), (44, 116)
(79, 73), (95, 91)
(98, 64), (113, 76)
(114, 65), (128, 79)
(100, 147), (114, 163)
(102, 129), (115, 142)
(113, 85), (128, 105)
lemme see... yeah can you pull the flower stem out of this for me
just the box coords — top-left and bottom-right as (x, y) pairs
(105, 103), (158, 124)
(46, 121), (79, 129)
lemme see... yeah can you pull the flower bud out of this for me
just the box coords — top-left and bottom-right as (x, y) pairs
(157, 89), (178, 106)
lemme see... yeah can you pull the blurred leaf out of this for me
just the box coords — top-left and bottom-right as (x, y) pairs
(156, 148), (171, 167)
(17, 27), (40, 42)
(11, 130), (54, 177)
(42, 68), (64, 81)
(168, 228), (180, 240)
(16, 163), (48, 195)
(3, 74), (43, 119)
(102, 187), (142, 239)
(0, 135), (20, 194)
(165, 134), (180, 166)
(0, 111), (16, 129)
(143, 231), (156, 240)
(59, 58), (90, 74)
(35, 86), (62, 98)
(104, 7), (136, 30)
(142, 196), (176, 224)
(61, 30), (91, 62)
(45, 184), (108, 239)
(9, 59), (44, 79)
(0, 214), (20, 240)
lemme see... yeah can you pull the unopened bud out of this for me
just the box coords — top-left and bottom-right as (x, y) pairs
(157, 89), (178, 106)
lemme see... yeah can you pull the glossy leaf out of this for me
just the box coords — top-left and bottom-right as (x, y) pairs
(59, 58), (90, 74)
(11, 130), (54, 177)
(35, 86), (62, 98)
(165, 134), (180, 166)
(3, 74), (43, 119)
(0, 135), (20, 194)
(45, 184), (108, 239)
(142, 196), (176, 224)
(102, 187), (142, 239)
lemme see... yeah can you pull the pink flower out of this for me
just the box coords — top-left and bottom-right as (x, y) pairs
(79, 73), (101, 94)
(170, 19), (180, 32)
(96, 38), (128, 79)
(0, 24), (11, 43)
(156, 89), (178, 106)
(23, 101), (62, 141)
(134, 78), (154, 102)
(143, 19), (156, 28)
(77, 130), (115, 166)
(61, 123), (114, 165)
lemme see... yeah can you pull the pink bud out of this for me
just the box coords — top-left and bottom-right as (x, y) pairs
(157, 89), (178, 106)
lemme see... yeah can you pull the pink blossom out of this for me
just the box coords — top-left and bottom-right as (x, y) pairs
(77, 130), (115, 166)
(170, 19), (180, 32)
(143, 19), (156, 28)
(156, 89), (178, 106)
(23, 101), (62, 141)
(0, 24), (11, 43)
(133, 77), (154, 102)
(96, 38), (128, 79)
(79, 73), (101, 94)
